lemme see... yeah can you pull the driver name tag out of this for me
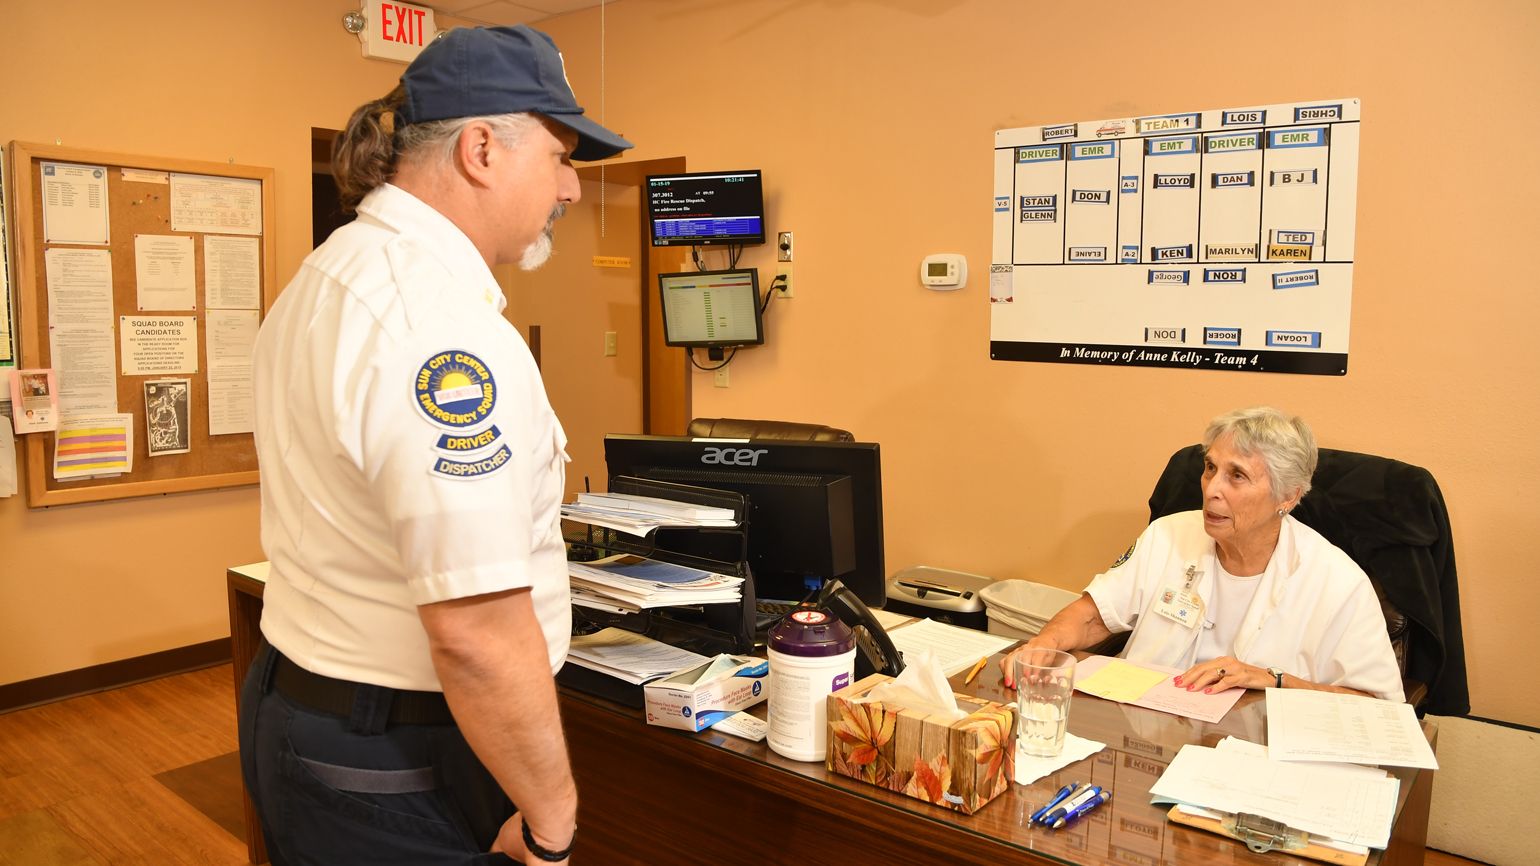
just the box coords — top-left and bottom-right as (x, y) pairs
(1153, 586), (1205, 629)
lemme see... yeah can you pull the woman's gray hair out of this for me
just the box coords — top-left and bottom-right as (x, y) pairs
(1202, 406), (1318, 502)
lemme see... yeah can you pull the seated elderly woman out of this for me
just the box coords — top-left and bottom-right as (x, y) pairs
(1003, 406), (1404, 702)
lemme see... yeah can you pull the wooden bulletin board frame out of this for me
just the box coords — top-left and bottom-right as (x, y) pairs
(7, 142), (276, 507)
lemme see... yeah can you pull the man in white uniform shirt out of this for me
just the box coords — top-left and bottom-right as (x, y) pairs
(239, 25), (630, 866)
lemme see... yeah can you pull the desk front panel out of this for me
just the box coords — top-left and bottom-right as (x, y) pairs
(562, 661), (1427, 866)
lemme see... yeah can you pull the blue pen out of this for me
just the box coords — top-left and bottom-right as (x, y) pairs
(1053, 790), (1110, 828)
(1040, 785), (1102, 826)
(1029, 782), (1078, 824)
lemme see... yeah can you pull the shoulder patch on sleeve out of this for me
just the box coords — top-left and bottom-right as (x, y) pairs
(414, 349), (496, 429)
(430, 443), (513, 480)
(1111, 540), (1137, 568)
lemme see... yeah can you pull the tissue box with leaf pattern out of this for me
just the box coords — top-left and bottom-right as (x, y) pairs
(825, 673), (1016, 814)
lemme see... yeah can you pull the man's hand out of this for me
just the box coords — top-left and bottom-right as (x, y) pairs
(492, 813), (570, 866)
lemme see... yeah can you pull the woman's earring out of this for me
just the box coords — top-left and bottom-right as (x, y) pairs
(1277, 509), (1285, 516)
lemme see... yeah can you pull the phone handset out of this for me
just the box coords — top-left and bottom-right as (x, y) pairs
(814, 579), (906, 679)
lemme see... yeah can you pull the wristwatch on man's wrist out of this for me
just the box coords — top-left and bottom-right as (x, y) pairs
(522, 822), (575, 863)
(1266, 666), (1285, 689)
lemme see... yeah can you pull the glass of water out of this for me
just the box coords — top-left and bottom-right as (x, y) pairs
(1014, 649), (1076, 758)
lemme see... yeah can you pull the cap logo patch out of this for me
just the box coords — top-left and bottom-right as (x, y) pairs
(415, 349), (496, 428)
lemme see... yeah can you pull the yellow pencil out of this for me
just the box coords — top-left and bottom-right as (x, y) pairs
(964, 656), (989, 684)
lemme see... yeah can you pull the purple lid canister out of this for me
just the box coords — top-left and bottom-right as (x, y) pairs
(768, 608), (855, 657)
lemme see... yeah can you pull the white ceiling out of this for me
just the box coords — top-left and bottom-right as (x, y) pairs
(427, 0), (610, 27)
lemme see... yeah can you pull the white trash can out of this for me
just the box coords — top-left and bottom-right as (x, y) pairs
(978, 580), (1080, 640)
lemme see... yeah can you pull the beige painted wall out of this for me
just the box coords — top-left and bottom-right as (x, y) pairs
(539, 0), (1540, 726)
(0, 0), (407, 685)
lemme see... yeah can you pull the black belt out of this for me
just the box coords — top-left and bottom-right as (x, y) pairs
(272, 653), (455, 726)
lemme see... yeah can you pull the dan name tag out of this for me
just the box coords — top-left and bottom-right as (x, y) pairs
(1154, 586), (1205, 629)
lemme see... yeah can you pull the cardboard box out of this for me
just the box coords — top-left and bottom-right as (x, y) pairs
(644, 655), (769, 732)
(825, 673), (1016, 814)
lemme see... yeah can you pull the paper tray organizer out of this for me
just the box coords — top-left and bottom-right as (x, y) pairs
(825, 673), (1015, 815)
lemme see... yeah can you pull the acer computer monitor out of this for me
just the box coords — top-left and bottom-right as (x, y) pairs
(645, 170), (766, 247)
(602, 434), (885, 609)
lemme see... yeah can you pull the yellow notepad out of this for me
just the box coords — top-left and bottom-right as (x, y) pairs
(1074, 658), (1169, 702)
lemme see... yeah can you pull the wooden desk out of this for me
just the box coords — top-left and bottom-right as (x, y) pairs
(226, 566), (1432, 866)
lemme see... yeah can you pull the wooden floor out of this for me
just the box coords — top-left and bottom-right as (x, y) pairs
(0, 664), (1492, 865)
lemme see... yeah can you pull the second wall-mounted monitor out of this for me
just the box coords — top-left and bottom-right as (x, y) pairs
(646, 170), (765, 246)
(659, 269), (764, 349)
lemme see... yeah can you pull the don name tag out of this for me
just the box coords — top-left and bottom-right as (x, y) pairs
(1153, 586), (1205, 629)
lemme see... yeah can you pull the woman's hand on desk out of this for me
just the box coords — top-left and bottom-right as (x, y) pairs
(1174, 656), (1267, 693)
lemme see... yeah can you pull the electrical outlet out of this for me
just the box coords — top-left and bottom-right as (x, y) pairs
(775, 262), (794, 298)
(714, 367), (730, 388)
(603, 331), (617, 356)
(777, 231), (793, 262)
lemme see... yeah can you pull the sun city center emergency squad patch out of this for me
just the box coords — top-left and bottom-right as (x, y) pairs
(415, 350), (496, 429)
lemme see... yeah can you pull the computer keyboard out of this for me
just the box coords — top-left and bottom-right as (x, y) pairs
(754, 599), (798, 630)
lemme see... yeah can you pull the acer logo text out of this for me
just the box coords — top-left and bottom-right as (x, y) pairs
(701, 447), (768, 466)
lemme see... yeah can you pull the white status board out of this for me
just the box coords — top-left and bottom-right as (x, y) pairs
(990, 98), (1359, 375)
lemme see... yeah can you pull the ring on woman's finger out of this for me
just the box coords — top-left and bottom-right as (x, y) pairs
(1217, 667), (1227, 676)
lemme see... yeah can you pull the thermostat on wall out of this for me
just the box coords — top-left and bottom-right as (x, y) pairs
(920, 253), (967, 290)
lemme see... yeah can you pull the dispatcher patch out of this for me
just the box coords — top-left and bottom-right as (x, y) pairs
(1111, 540), (1136, 568)
(414, 350), (496, 429)
(431, 444), (513, 480)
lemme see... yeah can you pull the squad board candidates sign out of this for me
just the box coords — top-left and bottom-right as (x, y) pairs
(989, 98), (1359, 375)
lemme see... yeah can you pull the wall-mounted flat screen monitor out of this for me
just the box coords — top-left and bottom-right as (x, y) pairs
(645, 170), (765, 246)
(658, 269), (764, 349)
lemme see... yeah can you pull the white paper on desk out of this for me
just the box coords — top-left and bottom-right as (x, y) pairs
(564, 628), (709, 685)
(1266, 688), (1439, 769)
(1150, 744), (1399, 848)
(887, 617), (1017, 677)
(1075, 654), (1244, 723)
(1014, 731), (1105, 785)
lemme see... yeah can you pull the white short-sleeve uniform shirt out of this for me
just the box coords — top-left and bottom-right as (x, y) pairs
(253, 184), (570, 691)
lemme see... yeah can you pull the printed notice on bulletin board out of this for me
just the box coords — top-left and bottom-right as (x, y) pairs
(990, 98), (1359, 375)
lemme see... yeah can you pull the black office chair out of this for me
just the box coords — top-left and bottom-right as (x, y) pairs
(686, 417), (854, 442)
(1140, 444), (1468, 714)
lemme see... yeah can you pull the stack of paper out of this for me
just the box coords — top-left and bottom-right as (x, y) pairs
(1151, 737), (1400, 849)
(1265, 688), (1439, 770)
(568, 554), (744, 614)
(564, 627), (710, 685)
(1074, 655), (1245, 723)
(886, 617), (1017, 677)
(561, 492), (738, 537)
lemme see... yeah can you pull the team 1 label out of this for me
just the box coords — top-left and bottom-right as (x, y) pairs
(1136, 113), (1201, 133)
(1267, 330), (1322, 348)
(1072, 189), (1111, 204)
(1204, 327), (1242, 345)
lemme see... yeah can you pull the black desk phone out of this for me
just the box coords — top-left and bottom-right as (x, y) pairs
(810, 579), (906, 680)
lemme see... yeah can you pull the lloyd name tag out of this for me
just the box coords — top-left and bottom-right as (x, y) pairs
(1154, 586), (1205, 628)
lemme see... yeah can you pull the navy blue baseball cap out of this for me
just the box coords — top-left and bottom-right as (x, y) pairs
(399, 25), (632, 161)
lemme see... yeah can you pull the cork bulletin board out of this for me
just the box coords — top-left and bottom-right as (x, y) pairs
(7, 141), (276, 507)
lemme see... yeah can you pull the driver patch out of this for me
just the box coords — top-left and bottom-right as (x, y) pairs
(415, 350), (496, 429)
(1111, 540), (1136, 568)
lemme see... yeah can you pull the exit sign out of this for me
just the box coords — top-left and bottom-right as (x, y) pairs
(357, 0), (437, 63)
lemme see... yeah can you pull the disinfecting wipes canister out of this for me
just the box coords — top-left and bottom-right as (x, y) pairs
(766, 608), (856, 762)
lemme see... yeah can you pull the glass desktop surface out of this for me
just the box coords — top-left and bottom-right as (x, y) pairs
(559, 655), (1426, 866)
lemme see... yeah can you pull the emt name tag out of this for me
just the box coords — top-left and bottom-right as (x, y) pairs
(1154, 586), (1205, 629)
